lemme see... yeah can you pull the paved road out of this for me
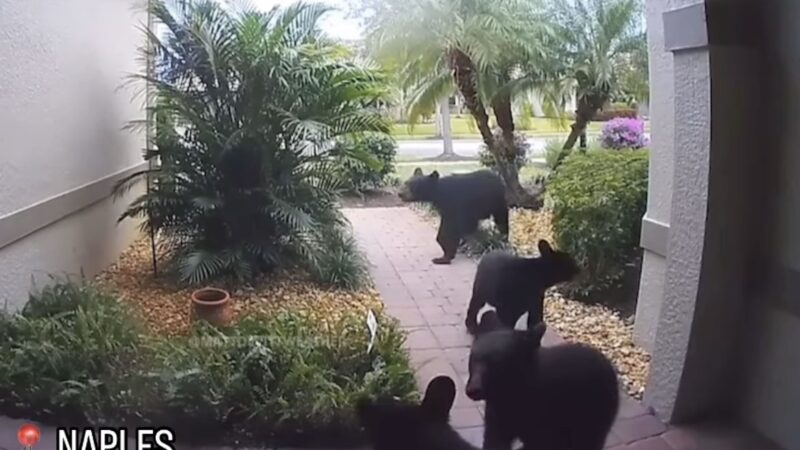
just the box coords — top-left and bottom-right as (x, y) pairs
(396, 133), (651, 160)
(396, 138), (549, 159)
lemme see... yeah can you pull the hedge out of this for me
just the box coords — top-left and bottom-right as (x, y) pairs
(547, 149), (649, 296)
(333, 134), (398, 192)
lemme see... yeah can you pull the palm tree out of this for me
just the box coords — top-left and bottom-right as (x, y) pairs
(544, 0), (644, 151)
(364, 0), (550, 206)
(115, 0), (390, 285)
(616, 31), (649, 109)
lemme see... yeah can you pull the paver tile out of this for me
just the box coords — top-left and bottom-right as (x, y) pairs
(614, 414), (668, 444)
(403, 327), (440, 350)
(456, 427), (484, 447)
(430, 324), (474, 348)
(627, 436), (673, 450)
(450, 407), (484, 428)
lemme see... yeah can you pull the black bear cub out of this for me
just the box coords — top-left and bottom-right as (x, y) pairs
(466, 311), (620, 450)
(465, 239), (579, 334)
(398, 168), (509, 264)
(356, 376), (476, 450)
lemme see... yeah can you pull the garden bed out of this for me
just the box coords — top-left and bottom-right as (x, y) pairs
(94, 237), (384, 337)
(0, 237), (416, 447)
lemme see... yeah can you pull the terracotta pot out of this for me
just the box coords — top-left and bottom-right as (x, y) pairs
(190, 287), (232, 327)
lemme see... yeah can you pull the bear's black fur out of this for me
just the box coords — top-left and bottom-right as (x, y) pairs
(398, 168), (509, 264)
(465, 312), (620, 450)
(464, 239), (579, 334)
(356, 376), (477, 450)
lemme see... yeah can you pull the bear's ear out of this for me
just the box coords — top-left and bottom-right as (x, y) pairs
(538, 239), (554, 256)
(429, 170), (440, 180)
(421, 375), (455, 422)
(413, 167), (424, 176)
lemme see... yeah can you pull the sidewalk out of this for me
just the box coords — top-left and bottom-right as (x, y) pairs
(343, 207), (777, 450)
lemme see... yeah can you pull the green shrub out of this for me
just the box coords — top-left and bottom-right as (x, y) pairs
(333, 134), (398, 192)
(0, 277), (146, 424)
(114, 1), (391, 287)
(309, 225), (369, 290)
(147, 312), (415, 445)
(592, 105), (638, 121)
(547, 150), (649, 296)
(0, 280), (416, 446)
(478, 129), (530, 171)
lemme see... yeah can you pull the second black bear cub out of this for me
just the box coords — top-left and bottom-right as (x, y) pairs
(466, 312), (620, 450)
(356, 376), (476, 450)
(398, 168), (509, 264)
(464, 239), (579, 334)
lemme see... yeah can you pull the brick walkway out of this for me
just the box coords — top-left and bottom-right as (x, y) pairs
(344, 207), (779, 450)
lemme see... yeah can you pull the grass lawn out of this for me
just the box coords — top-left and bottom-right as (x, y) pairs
(393, 160), (548, 183)
(390, 115), (647, 140)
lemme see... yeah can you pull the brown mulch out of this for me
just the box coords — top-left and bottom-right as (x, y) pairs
(93, 236), (383, 337)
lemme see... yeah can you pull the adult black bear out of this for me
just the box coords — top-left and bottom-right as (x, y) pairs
(398, 168), (509, 264)
(356, 376), (477, 450)
(464, 239), (579, 334)
(465, 312), (620, 450)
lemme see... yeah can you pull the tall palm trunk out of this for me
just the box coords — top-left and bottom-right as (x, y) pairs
(449, 49), (537, 207)
(563, 88), (608, 151)
(555, 89), (609, 171)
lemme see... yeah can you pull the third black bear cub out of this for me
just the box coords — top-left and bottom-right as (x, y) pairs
(466, 312), (620, 450)
(464, 239), (579, 334)
(356, 376), (476, 450)
(398, 168), (509, 264)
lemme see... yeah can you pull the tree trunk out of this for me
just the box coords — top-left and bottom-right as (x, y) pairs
(434, 99), (443, 138)
(491, 92), (516, 157)
(449, 49), (495, 146)
(439, 97), (455, 157)
(448, 49), (537, 207)
(563, 114), (590, 150)
(563, 88), (608, 151)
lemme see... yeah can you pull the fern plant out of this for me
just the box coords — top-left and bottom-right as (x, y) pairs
(115, 0), (390, 286)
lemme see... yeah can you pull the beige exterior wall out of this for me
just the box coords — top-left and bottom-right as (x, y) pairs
(633, 0), (675, 352)
(0, 0), (148, 310)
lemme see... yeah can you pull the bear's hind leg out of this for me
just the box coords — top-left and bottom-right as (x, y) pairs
(493, 206), (510, 237)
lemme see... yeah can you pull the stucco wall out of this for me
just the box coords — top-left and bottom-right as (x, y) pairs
(0, 0), (148, 310)
(634, 0), (676, 352)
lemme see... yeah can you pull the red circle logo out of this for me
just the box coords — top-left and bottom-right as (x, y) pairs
(17, 424), (40, 448)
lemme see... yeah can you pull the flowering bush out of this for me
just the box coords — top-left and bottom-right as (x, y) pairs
(600, 118), (648, 150)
